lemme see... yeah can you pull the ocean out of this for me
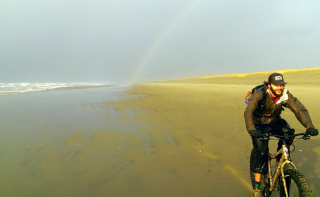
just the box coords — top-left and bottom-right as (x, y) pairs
(0, 83), (146, 196)
(0, 83), (114, 95)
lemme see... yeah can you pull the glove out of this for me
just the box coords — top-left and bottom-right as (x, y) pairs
(250, 130), (262, 138)
(306, 128), (319, 136)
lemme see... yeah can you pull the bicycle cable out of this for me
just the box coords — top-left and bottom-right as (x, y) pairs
(268, 138), (296, 153)
(268, 135), (306, 154)
(290, 143), (296, 153)
(290, 137), (305, 153)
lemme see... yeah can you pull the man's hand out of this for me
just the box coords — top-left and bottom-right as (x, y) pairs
(306, 128), (319, 136)
(250, 130), (262, 138)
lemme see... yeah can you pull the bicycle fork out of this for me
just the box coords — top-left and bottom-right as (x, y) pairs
(267, 145), (298, 196)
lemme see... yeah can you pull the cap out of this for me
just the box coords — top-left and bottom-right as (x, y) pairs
(268, 73), (287, 85)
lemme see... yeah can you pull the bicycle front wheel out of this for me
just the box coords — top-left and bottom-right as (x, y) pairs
(279, 168), (313, 197)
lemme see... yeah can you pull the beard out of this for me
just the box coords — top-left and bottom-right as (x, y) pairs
(270, 86), (284, 97)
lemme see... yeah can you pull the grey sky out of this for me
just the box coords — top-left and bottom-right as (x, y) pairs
(1, 0), (320, 84)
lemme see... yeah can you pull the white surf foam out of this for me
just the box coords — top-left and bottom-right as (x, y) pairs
(0, 83), (113, 95)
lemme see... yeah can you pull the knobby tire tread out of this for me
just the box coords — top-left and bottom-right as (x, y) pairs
(280, 168), (313, 197)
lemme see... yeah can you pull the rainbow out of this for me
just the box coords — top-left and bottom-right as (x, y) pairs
(128, 0), (202, 84)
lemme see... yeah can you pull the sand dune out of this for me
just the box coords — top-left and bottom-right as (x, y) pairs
(170, 67), (320, 86)
(200, 67), (320, 78)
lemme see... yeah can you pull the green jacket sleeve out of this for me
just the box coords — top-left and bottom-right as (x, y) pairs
(286, 92), (314, 129)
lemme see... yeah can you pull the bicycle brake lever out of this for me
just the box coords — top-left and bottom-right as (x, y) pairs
(302, 135), (310, 140)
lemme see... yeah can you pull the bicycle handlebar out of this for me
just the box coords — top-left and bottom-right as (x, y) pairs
(259, 132), (311, 140)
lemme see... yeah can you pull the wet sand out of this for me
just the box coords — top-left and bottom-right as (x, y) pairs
(0, 68), (320, 196)
(106, 81), (320, 196)
(99, 68), (320, 196)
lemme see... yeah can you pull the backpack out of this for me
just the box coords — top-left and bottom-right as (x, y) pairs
(244, 84), (267, 110)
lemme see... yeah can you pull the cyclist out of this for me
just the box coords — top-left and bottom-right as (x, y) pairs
(244, 73), (318, 197)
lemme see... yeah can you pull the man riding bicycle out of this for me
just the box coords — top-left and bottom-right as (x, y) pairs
(244, 73), (318, 197)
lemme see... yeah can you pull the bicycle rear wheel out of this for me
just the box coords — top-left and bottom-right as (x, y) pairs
(279, 168), (313, 197)
(250, 148), (272, 197)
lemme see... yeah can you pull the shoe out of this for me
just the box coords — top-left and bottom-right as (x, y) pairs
(253, 188), (264, 197)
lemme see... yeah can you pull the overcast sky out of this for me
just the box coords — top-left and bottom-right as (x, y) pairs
(1, 0), (320, 84)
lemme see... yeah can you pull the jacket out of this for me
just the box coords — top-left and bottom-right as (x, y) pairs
(244, 85), (314, 133)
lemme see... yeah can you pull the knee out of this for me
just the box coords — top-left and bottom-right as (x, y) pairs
(282, 127), (295, 135)
(271, 118), (295, 135)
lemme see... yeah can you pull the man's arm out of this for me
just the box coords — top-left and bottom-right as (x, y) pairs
(286, 92), (315, 129)
(244, 90), (264, 133)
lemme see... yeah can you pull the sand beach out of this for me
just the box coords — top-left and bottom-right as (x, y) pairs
(1, 68), (320, 196)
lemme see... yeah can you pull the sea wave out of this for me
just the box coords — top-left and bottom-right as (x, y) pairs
(0, 83), (114, 95)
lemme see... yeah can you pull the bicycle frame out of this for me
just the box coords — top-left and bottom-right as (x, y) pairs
(266, 144), (298, 197)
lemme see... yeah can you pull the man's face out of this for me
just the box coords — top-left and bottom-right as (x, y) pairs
(268, 83), (284, 97)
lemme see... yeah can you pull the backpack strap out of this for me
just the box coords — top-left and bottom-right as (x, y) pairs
(245, 85), (265, 104)
(257, 86), (267, 111)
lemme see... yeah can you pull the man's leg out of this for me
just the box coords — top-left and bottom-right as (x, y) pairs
(251, 136), (269, 191)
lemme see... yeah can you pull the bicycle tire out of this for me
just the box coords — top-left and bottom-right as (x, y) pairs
(250, 148), (272, 197)
(279, 168), (313, 197)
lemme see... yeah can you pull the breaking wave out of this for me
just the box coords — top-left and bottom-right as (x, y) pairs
(0, 83), (115, 95)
